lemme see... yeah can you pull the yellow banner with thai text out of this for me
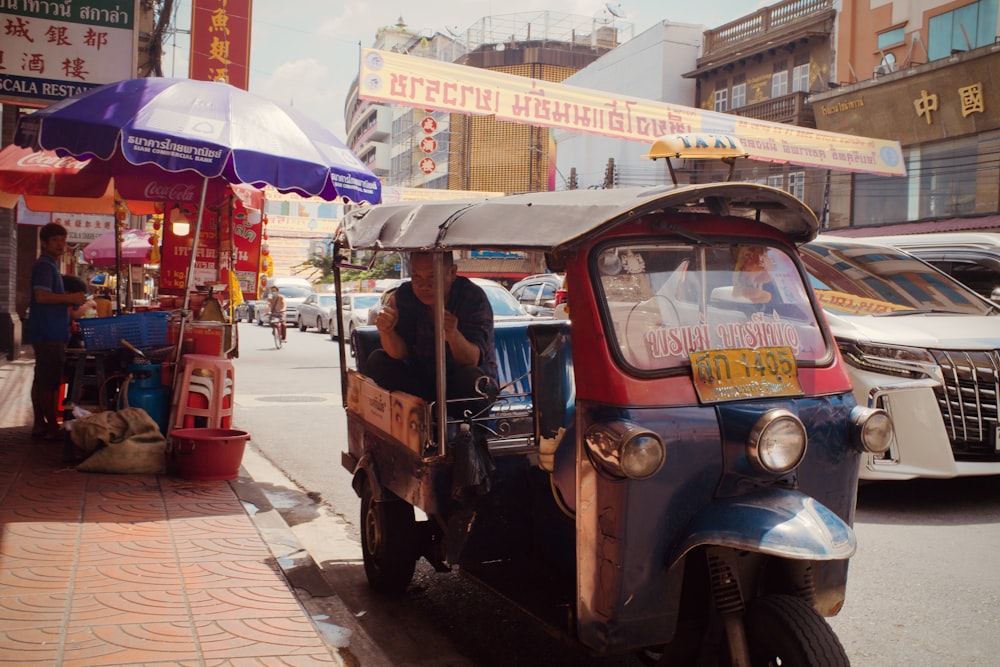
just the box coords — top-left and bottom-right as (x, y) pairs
(359, 48), (906, 178)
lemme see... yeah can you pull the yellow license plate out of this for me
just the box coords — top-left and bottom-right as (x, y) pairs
(690, 346), (803, 403)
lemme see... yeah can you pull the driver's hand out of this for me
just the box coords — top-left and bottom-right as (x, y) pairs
(376, 303), (398, 333)
(442, 311), (458, 339)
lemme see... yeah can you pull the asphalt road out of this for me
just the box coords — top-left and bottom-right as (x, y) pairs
(231, 320), (1000, 665)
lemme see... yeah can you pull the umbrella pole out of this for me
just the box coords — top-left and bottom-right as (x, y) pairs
(169, 177), (210, 435)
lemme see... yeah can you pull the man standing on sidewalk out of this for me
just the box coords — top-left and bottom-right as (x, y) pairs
(29, 223), (86, 440)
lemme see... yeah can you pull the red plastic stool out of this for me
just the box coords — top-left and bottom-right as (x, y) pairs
(171, 354), (236, 430)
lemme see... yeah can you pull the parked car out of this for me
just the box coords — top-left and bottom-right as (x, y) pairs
(296, 293), (339, 332)
(337, 292), (381, 341)
(363, 277), (532, 329)
(234, 300), (258, 323)
(509, 273), (563, 317)
(858, 232), (1000, 303)
(799, 235), (1000, 481)
(255, 277), (315, 326)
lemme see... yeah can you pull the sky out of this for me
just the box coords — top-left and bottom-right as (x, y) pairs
(161, 1), (767, 141)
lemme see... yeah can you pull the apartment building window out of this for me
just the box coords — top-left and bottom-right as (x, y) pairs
(928, 0), (998, 60)
(877, 26), (906, 49)
(714, 88), (728, 112)
(771, 70), (788, 97)
(792, 63), (810, 93)
(767, 174), (784, 189)
(787, 171), (805, 199)
(732, 82), (746, 109)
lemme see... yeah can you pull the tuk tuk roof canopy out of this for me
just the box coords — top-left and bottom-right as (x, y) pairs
(339, 183), (819, 255)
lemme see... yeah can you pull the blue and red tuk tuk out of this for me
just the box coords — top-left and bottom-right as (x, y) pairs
(334, 182), (891, 665)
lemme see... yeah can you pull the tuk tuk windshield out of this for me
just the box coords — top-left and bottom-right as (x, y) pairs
(596, 241), (828, 372)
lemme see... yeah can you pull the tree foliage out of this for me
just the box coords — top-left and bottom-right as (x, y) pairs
(295, 251), (401, 286)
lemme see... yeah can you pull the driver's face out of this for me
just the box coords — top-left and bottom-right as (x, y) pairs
(410, 254), (456, 306)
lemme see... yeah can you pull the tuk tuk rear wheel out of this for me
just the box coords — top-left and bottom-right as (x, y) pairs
(360, 479), (417, 594)
(743, 594), (849, 666)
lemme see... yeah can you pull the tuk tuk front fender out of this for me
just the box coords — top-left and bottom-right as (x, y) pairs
(672, 488), (856, 566)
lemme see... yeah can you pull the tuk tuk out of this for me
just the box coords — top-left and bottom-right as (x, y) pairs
(333, 182), (892, 666)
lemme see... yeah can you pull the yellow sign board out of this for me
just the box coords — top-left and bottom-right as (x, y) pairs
(360, 48), (906, 177)
(690, 347), (804, 403)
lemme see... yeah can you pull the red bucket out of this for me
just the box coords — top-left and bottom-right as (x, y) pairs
(169, 427), (249, 481)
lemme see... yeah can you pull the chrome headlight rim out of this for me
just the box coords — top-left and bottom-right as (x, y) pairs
(585, 420), (666, 480)
(850, 406), (894, 454)
(747, 409), (808, 474)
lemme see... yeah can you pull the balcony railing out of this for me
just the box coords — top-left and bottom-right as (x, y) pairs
(730, 92), (815, 127)
(703, 0), (832, 57)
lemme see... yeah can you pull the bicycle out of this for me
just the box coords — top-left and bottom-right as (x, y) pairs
(270, 315), (285, 349)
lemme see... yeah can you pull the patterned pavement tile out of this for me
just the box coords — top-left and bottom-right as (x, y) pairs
(61, 622), (200, 666)
(0, 625), (63, 663)
(74, 563), (185, 592)
(79, 519), (173, 541)
(187, 586), (305, 619)
(0, 592), (68, 629)
(179, 559), (286, 588)
(69, 590), (194, 625)
(0, 565), (74, 592)
(77, 539), (179, 565)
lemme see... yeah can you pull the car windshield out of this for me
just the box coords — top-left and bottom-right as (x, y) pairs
(280, 285), (314, 298)
(318, 295), (337, 307)
(800, 239), (993, 316)
(352, 295), (379, 309)
(483, 285), (527, 317)
(595, 241), (828, 372)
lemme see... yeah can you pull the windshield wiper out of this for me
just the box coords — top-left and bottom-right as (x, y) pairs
(873, 308), (961, 317)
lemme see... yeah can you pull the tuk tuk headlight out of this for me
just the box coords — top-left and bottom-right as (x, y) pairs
(850, 406), (893, 454)
(747, 409), (807, 473)
(585, 420), (665, 480)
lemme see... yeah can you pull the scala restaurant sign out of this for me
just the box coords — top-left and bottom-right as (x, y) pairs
(0, 0), (138, 105)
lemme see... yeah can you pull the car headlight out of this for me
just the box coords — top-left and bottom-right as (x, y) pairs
(838, 340), (938, 379)
(850, 406), (894, 454)
(747, 409), (807, 473)
(585, 420), (665, 479)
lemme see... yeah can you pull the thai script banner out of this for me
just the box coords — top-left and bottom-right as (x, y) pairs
(189, 0), (251, 90)
(0, 0), (137, 105)
(359, 48), (906, 177)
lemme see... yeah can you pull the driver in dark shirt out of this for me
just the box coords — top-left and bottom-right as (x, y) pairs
(368, 252), (497, 418)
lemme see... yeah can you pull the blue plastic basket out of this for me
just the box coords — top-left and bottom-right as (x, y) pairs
(79, 311), (171, 350)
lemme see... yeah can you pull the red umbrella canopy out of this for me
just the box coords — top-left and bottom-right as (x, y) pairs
(0, 144), (108, 197)
(83, 229), (155, 267)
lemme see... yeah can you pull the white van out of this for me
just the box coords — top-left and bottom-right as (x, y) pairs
(860, 232), (1000, 303)
(800, 235), (1000, 481)
(254, 276), (315, 326)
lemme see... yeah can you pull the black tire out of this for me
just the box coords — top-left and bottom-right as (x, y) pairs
(298, 317), (307, 332)
(743, 595), (849, 667)
(317, 317), (326, 333)
(360, 478), (417, 594)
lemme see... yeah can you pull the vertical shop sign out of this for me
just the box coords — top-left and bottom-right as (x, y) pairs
(189, 0), (252, 90)
(0, 0), (138, 105)
(159, 202), (220, 295)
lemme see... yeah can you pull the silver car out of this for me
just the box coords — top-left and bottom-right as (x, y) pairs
(296, 293), (339, 333)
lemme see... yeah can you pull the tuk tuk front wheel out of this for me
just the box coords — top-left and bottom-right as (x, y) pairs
(360, 479), (417, 594)
(743, 594), (849, 667)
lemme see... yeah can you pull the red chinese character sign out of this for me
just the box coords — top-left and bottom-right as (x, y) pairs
(419, 158), (436, 175)
(190, 0), (252, 90)
(0, 1), (138, 105)
(159, 202), (222, 295)
(420, 116), (438, 133)
(419, 136), (438, 154)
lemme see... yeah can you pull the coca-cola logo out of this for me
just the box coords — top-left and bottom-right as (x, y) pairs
(17, 153), (87, 170)
(143, 181), (199, 202)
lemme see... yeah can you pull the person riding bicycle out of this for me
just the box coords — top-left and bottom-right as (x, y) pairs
(267, 285), (287, 341)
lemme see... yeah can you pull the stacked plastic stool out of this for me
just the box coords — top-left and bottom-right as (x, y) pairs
(171, 354), (235, 430)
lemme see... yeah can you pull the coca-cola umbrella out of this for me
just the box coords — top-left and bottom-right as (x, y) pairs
(14, 76), (381, 309)
(83, 229), (156, 267)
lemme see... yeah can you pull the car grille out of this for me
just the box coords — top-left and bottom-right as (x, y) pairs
(931, 349), (1000, 460)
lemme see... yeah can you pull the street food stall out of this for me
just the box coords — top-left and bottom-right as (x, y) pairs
(5, 76), (382, 476)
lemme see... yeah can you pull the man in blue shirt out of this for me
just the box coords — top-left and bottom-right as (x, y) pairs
(29, 223), (87, 440)
(369, 252), (497, 418)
